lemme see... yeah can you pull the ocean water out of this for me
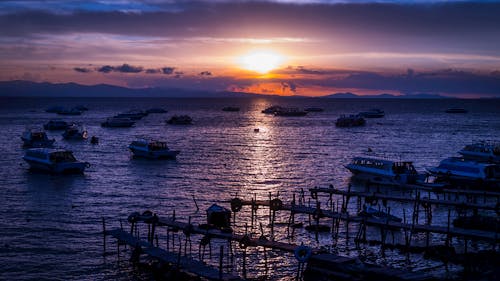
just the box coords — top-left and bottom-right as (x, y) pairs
(0, 97), (499, 280)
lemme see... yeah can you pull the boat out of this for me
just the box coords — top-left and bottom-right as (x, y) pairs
(23, 148), (89, 174)
(222, 107), (240, 112)
(128, 139), (180, 159)
(445, 107), (468, 113)
(458, 142), (500, 163)
(62, 124), (88, 140)
(427, 157), (500, 188)
(359, 108), (385, 118)
(274, 107), (308, 117)
(166, 115), (193, 125)
(358, 204), (402, 223)
(101, 117), (135, 128)
(335, 114), (366, 127)
(115, 110), (148, 120)
(74, 105), (88, 111)
(21, 128), (55, 148)
(346, 157), (422, 184)
(262, 105), (284, 114)
(43, 119), (69, 130)
(304, 107), (324, 112)
(146, 108), (168, 114)
(45, 106), (65, 113)
(57, 108), (83, 115)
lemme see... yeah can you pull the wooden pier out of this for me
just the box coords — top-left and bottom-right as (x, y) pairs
(104, 211), (436, 281)
(230, 198), (500, 243)
(107, 228), (244, 281)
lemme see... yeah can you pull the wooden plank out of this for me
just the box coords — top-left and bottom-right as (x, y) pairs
(107, 229), (243, 281)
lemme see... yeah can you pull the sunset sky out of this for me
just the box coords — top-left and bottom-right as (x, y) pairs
(1, 0), (499, 97)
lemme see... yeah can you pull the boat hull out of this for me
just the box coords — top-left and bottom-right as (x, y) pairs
(129, 148), (180, 159)
(23, 159), (87, 174)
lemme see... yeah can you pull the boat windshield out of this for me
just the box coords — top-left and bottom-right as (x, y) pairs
(50, 151), (76, 163)
(148, 142), (168, 150)
(392, 162), (417, 174)
(352, 158), (390, 170)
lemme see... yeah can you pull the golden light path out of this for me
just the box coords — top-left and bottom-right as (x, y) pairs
(238, 50), (285, 74)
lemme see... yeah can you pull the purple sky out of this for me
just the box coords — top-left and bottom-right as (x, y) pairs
(0, 0), (499, 97)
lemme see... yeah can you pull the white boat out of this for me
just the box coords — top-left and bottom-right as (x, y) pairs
(21, 128), (55, 148)
(458, 142), (500, 163)
(128, 139), (180, 159)
(166, 115), (192, 125)
(44, 119), (69, 130)
(274, 107), (308, 117)
(359, 108), (385, 118)
(115, 110), (148, 120)
(62, 124), (88, 140)
(23, 148), (89, 174)
(146, 108), (168, 114)
(445, 107), (467, 113)
(57, 108), (83, 115)
(101, 117), (135, 128)
(346, 157), (421, 184)
(335, 114), (366, 127)
(428, 157), (500, 188)
(261, 105), (284, 114)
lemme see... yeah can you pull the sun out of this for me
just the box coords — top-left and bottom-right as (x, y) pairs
(239, 51), (284, 74)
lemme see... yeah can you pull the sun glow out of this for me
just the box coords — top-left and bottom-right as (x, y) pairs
(239, 51), (285, 74)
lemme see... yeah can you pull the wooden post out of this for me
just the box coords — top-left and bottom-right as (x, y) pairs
(218, 245), (224, 280)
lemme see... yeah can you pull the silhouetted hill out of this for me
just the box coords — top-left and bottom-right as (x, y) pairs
(323, 92), (450, 99)
(0, 80), (257, 98)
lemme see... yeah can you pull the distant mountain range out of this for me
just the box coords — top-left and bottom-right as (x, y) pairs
(0, 80), (454, 98)
(323, 92), (451, 99)
(0, 80), (255, 98)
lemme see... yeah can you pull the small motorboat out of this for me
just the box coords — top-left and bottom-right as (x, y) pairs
(115, 110), (148, 120)
(21, 128), (55, 148)
(57, 108), (83, 115)
(262, 105), (284, 114)
(346, 157), (422, 185)
(274, 107), (308, 117)
(458, 142), (500, 163)
(23, 148), (89, 174)
(304, 107), (324, 112)
(62, 124), (88, 140)
(359, 108), (385, 118)
(445, 107), (467, 113)
(101, 117), (135, 128)
(222, 107), (240, 112)
(43, 119), (69, 130)
(427, 157), (499, 188)
(45, 106), (65, 113)
(335, 114), (366, 127)
(146, 108), (168, 114)
(129, 139), (180, 159)
(358, 204), (402, 223)
(166, 115), (193, 125)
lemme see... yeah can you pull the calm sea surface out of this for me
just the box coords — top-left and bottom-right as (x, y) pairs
(0, 97), (499, 280)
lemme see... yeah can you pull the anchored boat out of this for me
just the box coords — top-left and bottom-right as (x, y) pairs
(129, 139), (180, 159)
(335, 114), (366, 127)
(21, 128), (55, 148)
(62, 124), (88, 140)
(359, 108), (385, 118)
(23, 148), (89, 174)
(346, 157), (422, 184)
(44, 119), (69, 130)
(428, 157), (500, 188)
(101, 117), (135, 128)
(458, 142), (500, 163)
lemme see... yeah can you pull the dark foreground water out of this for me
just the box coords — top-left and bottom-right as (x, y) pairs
(0, 97), (499, 280)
